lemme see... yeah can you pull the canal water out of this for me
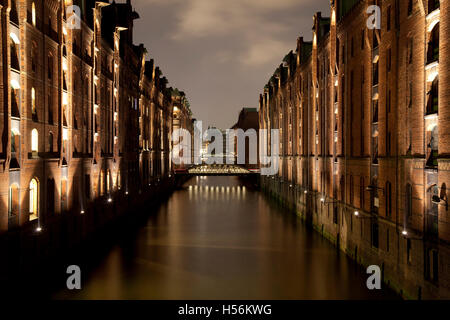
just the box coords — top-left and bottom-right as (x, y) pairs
(56, 176), (398, 299)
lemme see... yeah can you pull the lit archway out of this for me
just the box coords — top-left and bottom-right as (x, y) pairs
(31, 128), (38, 152)
(31, 2), (36, 26)
(29, 178), (39, 221)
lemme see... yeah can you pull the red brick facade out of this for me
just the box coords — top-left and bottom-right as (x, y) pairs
(260, 0), (449, 299)
(0, 1), (191, 233)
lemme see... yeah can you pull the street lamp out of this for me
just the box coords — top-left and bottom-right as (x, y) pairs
(353, 210), (376, 219)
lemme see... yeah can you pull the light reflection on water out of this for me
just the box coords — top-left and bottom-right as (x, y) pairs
(56, 176), (398, 300)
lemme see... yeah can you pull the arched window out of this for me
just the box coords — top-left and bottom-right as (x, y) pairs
(9, 184), (19, 216)
(426, 125), (438, 168)
(11, 86), (20, 118)
(31, 2), (36, 26)
(10, 0), (19, 25)
(62, 69), (68, 90)
(29, 178), (39, 220)
(340, 175), (345, 202)
(73, 134), (78, 153)
(106, 171), (110, 193)
(427, 23), (439, 64)
(31, 87), (37, 119)
(31, 129), (38, 152)
(31, 42), (37, 73)
(428, 0), (440, 13)
(10, 35), (20, 71)
(11, 129), (20, 153)
(371, 177), (379, 213)
(48, 54), (53, 80)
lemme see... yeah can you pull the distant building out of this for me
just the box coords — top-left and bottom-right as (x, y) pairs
(231, 107), (259, 169)
(171, 89), (193, 170)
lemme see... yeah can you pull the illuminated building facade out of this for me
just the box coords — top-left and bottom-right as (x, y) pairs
(260, 0), (449, 299)
(0, 0), (190, 233)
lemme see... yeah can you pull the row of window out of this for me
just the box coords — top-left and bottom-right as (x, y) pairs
(8, 170), (122, 220)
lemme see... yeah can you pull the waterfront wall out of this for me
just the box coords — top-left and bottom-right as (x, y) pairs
(0, 175), (186, 292)
(261, 176), (450, 299)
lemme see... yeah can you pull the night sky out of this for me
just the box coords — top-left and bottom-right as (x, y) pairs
(132, 0), (330, 129)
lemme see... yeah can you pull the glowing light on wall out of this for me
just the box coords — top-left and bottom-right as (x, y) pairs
(10, 32), (20, 44)
(11, 79), (20, 89)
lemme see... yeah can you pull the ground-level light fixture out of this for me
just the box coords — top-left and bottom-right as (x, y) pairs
(304, 190), (308, 194)
(36, 226), (42, 232)
(320, 197), (325, 203)
(108, 198), (112, 203)
(354, 211), (359, 216)
(402, 230), (408, 236)
(80, 210), (85, 214)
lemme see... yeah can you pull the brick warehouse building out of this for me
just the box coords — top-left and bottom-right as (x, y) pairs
(0, 0), (192, 234)
(260, 0), (449, 299)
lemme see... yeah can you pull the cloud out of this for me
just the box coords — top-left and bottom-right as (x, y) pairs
(238, 38), (292, 67)
(171, 0), (294, 38)
(167, 0), (302, 67)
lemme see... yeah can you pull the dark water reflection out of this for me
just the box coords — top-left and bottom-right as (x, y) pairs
(57, 176), (398, 299)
